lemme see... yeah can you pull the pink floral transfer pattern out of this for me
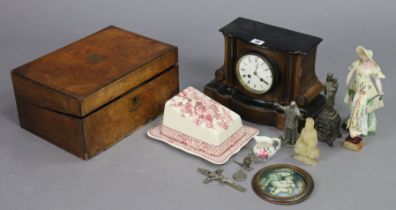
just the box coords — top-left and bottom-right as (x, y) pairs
(160, 125), (246, 156)
(168, 87), (234, 130)
(147, 123), (258, 164)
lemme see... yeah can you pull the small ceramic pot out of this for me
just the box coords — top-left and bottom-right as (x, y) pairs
(252, 136), (281, 160)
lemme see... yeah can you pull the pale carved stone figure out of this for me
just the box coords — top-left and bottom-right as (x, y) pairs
(294, 118), (320, 165)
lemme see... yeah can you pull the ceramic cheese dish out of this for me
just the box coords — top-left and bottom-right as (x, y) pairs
(162, 87), (243, 146)
(147, 86), (258, 164)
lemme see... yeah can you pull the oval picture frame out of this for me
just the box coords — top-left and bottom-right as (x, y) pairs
(251, 164), (314, 205)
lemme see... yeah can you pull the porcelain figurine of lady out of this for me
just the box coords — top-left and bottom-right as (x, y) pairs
(343, 46), (385, 151)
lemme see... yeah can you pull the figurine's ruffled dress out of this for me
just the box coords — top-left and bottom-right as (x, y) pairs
(344, 47), (385, 137)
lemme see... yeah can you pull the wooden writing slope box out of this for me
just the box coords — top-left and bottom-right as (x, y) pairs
(11, 26), (179, 160)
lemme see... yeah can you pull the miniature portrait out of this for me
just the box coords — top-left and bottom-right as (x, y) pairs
(259, 168), (306, 197)
(252, 164), (314, 205)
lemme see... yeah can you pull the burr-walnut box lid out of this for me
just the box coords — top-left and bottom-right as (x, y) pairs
(11, 26), (178, 117)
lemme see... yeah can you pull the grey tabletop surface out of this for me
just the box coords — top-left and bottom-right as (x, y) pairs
(1, 0), (395, 209)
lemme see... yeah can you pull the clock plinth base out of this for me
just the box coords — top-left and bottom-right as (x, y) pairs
(204, 80), (325, 130)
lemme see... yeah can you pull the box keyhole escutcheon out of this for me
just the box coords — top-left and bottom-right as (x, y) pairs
(130, 96), (142, 112)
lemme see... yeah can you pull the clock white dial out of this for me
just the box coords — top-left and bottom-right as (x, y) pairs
(236, 54), (274, 94)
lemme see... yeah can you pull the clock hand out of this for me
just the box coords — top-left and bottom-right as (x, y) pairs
(260, 78), (269, 85)
(253, 66), (259, 78)
(250, 75), (265, 89)
(255, 74), (269, 85)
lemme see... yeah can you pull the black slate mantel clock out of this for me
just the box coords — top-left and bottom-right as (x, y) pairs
(204, 17), (326, 130)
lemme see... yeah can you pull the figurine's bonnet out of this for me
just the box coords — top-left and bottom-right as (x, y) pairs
(356, 45), (374, 61)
